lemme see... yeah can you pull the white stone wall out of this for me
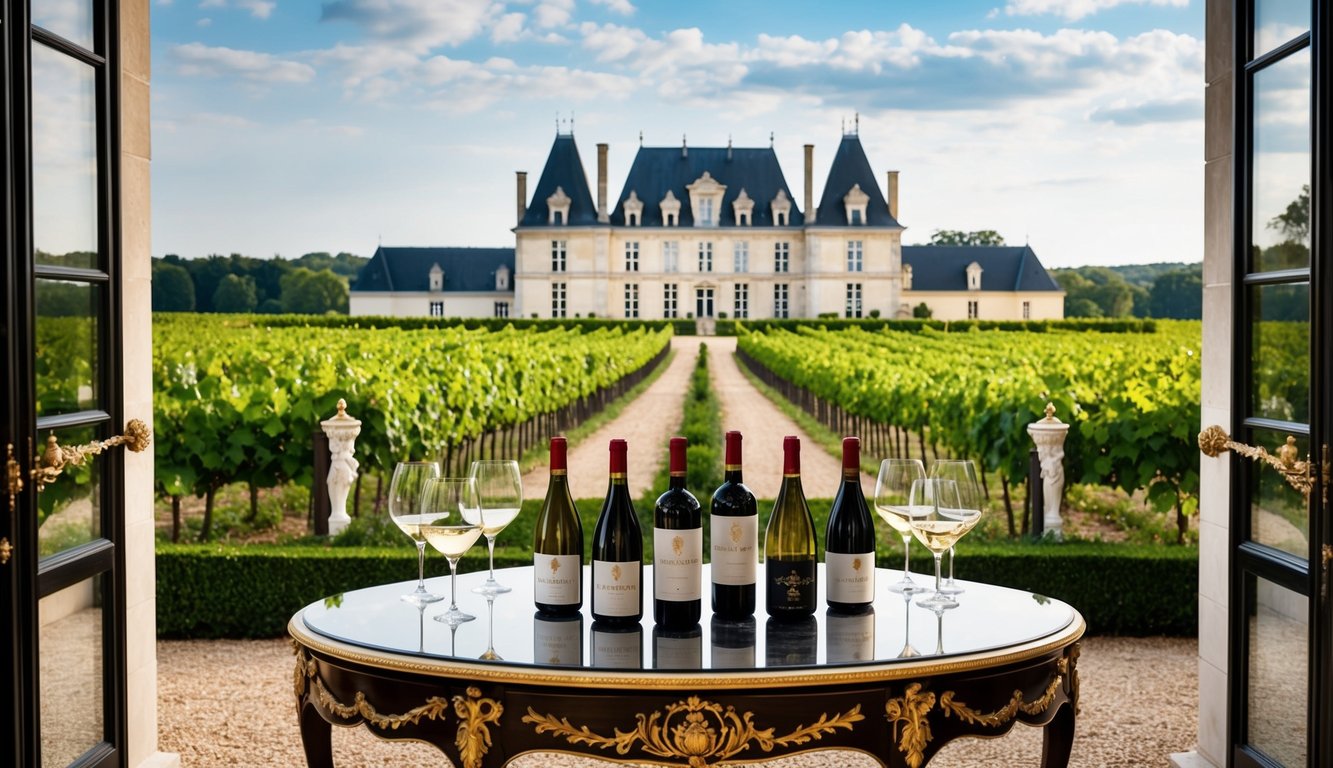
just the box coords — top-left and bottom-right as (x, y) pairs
(902, 291), (1065, 321)
(349, 291), (515, 318)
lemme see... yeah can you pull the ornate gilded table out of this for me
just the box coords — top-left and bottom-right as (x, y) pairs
(289, 565), (1083, 768)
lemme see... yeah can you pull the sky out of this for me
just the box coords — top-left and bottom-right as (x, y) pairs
(150, 0), (1207, 268)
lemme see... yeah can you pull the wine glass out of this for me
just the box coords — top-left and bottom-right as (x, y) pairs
(420, 477), (486, 626)
(388, 460), (444, 606)
(479, 594), (502, 661)
(873, 459), (927, 594)
(929, 460), (983, 596)
(469, 460), (523, 596)
(908, 478), (982, 611)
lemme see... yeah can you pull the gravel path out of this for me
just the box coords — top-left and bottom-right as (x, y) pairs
(157, 635), (1197, 767)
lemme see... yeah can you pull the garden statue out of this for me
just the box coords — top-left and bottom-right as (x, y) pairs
(1027, 403), (1070, 540)
(321, 399), (362, 536)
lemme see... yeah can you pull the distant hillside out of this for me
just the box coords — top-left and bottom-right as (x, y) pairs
(1050, 261), (1202, 319)
(1100, 262), (1201, 288)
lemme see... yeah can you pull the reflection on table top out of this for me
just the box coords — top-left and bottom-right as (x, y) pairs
(299, 565), (1075, 677)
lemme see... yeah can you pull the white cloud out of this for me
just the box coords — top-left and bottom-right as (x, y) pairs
(196, 0), (276, 18)
(490, 12), (525, 43)
(1004, 0), (1188, 22)
(197, 17), (213, 26)
(533, 0), (574, 29)
(589, 0), (635, 14)
(171, 42), (316, 83)
(320, 0), (500, 51)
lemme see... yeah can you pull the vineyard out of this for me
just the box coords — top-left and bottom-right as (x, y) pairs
(152, 315), (671, 537)
(736, 321), (1206, 541)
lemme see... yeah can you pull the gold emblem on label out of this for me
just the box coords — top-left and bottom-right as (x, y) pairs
(550, 558), (561, 574)
(672, 535), (684, 556)
(852, 558), (862, 571)
(612, 564), (623, 582)
(730, 521), (742, 543)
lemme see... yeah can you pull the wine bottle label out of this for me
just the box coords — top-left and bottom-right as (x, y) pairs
(653, 528), (702, 601)
(592, 560), (641, 616)
(533, 616), (582, 666)
(654, 634), (703, 670)
(766, 560), (816, 614)
(534, 554), (581, 605)
(825, 551), (875, 604)
(710, 642), (755, 669)
(591, 627), (642, 669)
(710, 515), (757, 586)
(825, 610), (876, 663)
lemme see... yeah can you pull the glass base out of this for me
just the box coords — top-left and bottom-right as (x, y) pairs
(916, 593), (959, 611)
(479, 648), (503, 661)
(472, 578), (512, 596)
(886, 575), (925, 595)
(938, 580), (965, 596)
(401, 590), (445, 606)
(434, 608), (476, 626)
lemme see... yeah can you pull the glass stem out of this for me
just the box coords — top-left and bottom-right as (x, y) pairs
(947, 547), (956, 582)
(933, 552), (943, 593)
(901, 534), (912, 578)
(449, 558), (460, 610)
(486, 535), (498, 581)
(416, 541), (427, 591)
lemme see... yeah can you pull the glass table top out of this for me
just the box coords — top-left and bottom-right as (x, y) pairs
(301, 565), (1075, 672)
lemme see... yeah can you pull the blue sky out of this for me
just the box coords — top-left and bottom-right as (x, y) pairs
(151, 0), (1205, 267)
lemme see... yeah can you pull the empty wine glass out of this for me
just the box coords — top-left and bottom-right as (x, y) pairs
(929, 459), (983, 596)
(420, 477), (486, 626)
(908, 478), (982, 611)
(873, 459), (927, 595)
(469, 459), (523, 596)
(388, 460), (444, 606)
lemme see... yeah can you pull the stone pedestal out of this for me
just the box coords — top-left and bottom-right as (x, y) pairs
(321, 399), (362, 537)
(1026, 403), (1070, 540)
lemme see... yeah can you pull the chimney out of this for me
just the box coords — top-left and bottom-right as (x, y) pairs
(597, 143), (609, 223)
(516, 171), (528, 226)
(803, 144), (814, 221)
(886, 170), (899, 221)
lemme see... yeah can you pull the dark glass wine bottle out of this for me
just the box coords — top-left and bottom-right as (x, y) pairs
(652, 624), (703, 670)
(764, 436), (818, 619)
(653, 437), (702, 629)
(765, 615), (817, 667)
(710, 430), (757, 618)
(824, 437), (875, 614)
(533, 436), (584, 616)
(591, 439), (643, 625)
(710, 616), (756, 669)
(590, 620), (643, 669)
(532, 612), (583, 666)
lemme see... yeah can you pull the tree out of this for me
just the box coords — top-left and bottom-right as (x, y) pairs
(280, 268), (348, 314)
(1053, 268), (1136, 318)
(152, 261), (196, 311)
(928, 229), (1006, 247)
(1148, 269), (1203, 319)
(1065, 297), (1103, 318)
(1268, 184), (1310, 244)
(212, 274), (258, 313)
(912, 302), (933, 319)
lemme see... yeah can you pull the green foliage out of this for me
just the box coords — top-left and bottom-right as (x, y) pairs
(280, 267), (348, 314)
(648, 344), (723, 500)
(212, 274), (258, 313)
(152, 261), (196, 312)
(292, 251), (369, 281)
(1148, 270), (1203, 320)
(1052, 268), (1141, 318)
(912, 302), (932, 319)
(1267, 183), (1310, 243)
(724, 317), (1156, 334)
(258, 313), (679, 334)
(928, 229), (1006, 246)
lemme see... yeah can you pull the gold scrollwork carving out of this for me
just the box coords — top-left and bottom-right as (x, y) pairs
(292, 642), (452, 732)
(1068, 642), (1082, 714)
(523, 695), (863, 768)
(884, 683), (935, 768)
(453, 686), (504, 768)
(938, 675), (1063, 727)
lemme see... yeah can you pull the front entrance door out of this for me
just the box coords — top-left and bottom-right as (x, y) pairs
(1227, 2), (1329, 765)
(695, 288), (714, 319)
(3, 1), (129, 766)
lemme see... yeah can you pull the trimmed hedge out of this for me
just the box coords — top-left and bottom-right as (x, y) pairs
(254, 313), (686, 334)
(715, 317), (1158, 335)
(157, 537), (1195, 638)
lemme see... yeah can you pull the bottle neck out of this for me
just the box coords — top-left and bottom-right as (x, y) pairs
(668, 473), (687, 490)
(723, 466), (743, 483)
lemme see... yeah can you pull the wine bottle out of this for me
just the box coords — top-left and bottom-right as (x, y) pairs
(533, 612), (583, 667)
(765, 615), (817, 667)
(591, 438), (643, 625)
(653, 437), (702, 629)
(710, 616), (756, 669)
(533, 436), (583, 616)
(764, 436), (818, 619)
(590, 620), (643, 669)
(710, 430), (757, 618)
(652, 624), (703, 670)
(824, 437), (875, 614)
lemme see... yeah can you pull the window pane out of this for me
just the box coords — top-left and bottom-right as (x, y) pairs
(1250, 48), (1310, 273)
(1246, 426), (1308, 556)
(1248, 282), (1307, 424)
(36, 279), (100, 417)
(40, 574), (106, 766)
(1245, 574), (1307, 766)
(33, 44), (99, 269)
(33, 0), (95, 50)
(1254, 0), (1309, 60)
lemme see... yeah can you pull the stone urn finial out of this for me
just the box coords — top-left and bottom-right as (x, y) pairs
(321, 399), (362, 536)
(1027, 403), (1070, 540)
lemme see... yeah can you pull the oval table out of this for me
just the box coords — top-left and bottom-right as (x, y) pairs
(289, 565), (1083, 768)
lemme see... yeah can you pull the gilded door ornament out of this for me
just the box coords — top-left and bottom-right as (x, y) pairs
(884, 683), (935, 768)
(522, 695), (863, 768)
(453, 686), (504, 768)
(938, 675), (1063, 727)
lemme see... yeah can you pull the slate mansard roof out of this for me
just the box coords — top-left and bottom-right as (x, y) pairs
(814, 135), (901, 228)
(519, 134), (600, 227)
(609, 145), (805, 227)
(352, 247), (514, 293)
(902, 245), (1062, 292)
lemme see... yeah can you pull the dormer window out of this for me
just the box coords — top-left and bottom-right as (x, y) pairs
(661, 190), (682, 227)
(771, 189), (791, 227)
(732, 188), (754, 227)
(966, 261), (983, 291)
(428, 263), (444, 292)
(686, 171), (726, 228)
(843, 183), (869, 226)
(623, 190), (644, 227)
(903, 264), (913, 291)
(547, 186), (571, 226)
(495, 264), (510, 291)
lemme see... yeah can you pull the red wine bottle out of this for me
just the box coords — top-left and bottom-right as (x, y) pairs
(824, 437), (875, 614)
(533, 436), (583, 616)
(591, 439), (643, 625)
(653, 437), (702, 628)
(764, 436), (817, 619)
(710, 431), (757, 618)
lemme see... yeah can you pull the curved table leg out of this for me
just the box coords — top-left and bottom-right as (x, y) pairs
(1040, 702), (1075, 768)
(299, 702), (336, 768)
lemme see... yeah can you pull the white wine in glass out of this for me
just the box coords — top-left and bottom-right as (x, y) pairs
(388, 461), (444, 606)
(469, 460), (523, 596)
(873, 459), (926, 595)
(908, 478), (981, 611)
(420, 477), (485, 627)
(928, 459), (983, 596)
